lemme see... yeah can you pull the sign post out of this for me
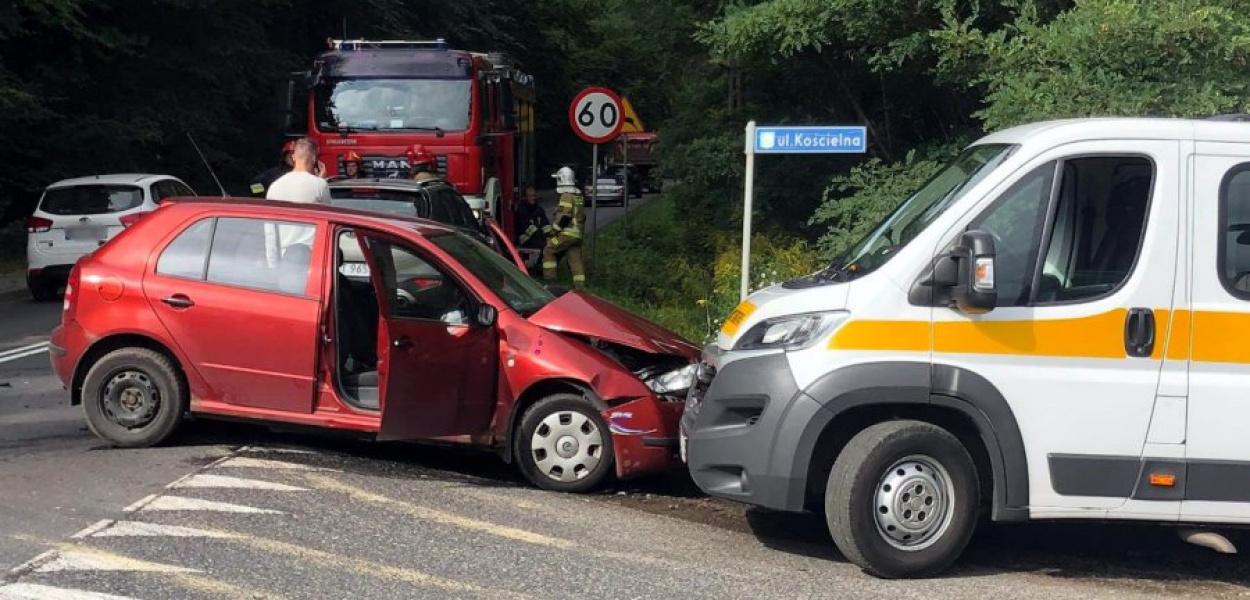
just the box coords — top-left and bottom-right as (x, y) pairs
(569, 87), (625, 268)
(741, 123), (868, 300)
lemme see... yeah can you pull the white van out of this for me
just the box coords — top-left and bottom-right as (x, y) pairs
(682, 117), (1250, 578)
(26, 174), (195, 300)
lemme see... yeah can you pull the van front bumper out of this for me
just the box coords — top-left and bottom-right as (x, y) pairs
(683, 349), (827, 512)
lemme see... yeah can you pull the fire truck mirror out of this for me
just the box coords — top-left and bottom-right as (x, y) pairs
(279, 71), (310, 135)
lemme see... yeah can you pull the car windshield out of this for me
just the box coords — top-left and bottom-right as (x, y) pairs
(428, 231), (554, 316)
(314, 78), (471, 132)
(330, 189), (422, 218)
(797, 144), (1016, 285)
(40, 185), (144, 215)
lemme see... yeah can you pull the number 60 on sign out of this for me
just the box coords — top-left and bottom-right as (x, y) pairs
(569, 87), (624, 144)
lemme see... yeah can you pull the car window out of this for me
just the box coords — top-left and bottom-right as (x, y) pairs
(156, 218), (214, 279)
(205, 217), (316, 295)
(39, 185), (144, 215)
(438, 188), (476, 227)
(172, 181), (196, 197)
(426, 191), (454, 224)
(1219, 165), (1250, 298)
(968, 162), (1056, 306)
(364, 236), (471, 325)
(329, 188), (422, 218)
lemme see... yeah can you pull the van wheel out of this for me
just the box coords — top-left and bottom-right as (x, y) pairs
(515, 394), (614, 493)
(825, 420), (979, 579)
(27, 273), (58, 302)
(82, 348), (187, 448)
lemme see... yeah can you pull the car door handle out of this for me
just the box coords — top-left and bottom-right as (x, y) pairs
(161, 294), (195, 309)
(1124, 307), (1155, 358)
(392, 337), (414, 349)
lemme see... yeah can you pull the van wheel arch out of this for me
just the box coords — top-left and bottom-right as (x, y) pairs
(71, 334), (186, 409)
(501, 378), (605, 464)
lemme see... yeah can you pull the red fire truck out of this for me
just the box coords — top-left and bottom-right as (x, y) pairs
(281, 39), (536, 235)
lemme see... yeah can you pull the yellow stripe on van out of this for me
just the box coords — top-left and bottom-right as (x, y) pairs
(1164, 309), (1190, 361)
(828, 320), (929, 352)
(1192, 311), (1250, 364)
(720, 300), (757, 337)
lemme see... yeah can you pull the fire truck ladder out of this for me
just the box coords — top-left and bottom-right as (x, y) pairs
(328, 38), (448, 51)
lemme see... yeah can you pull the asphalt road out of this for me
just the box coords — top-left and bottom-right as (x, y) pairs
(3, 275), (1250, 597)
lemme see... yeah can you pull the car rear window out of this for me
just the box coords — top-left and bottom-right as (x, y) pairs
(40, 185), (144, 215)
(330, 188), (424, 218)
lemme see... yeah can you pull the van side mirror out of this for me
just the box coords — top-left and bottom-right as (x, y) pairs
(908, 229), (996, 314)
(476, 304), (498, 327)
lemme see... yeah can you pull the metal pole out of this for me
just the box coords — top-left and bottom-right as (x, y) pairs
(740, 121), (756, 301)
(622, 136), (629, 234)
(590, 143), (599, 268)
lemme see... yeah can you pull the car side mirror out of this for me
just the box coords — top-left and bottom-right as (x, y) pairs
(476, 304), (498, 327)
(952, 230), (996, 314)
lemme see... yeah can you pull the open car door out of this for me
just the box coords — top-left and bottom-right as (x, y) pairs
(485, 217), (528, 271)
(356, 230), (498, 441)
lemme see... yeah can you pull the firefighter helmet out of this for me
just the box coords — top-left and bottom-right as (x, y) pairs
(280, 139), (297, 156)
(552, 166), (578, 192)
(343, 151), (363, 164)
(406, 144), (434, 168)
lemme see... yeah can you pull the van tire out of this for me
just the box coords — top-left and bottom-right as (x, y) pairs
(514, 394), (615, 493)
(825, 420), (979, 579)
(82, 348), (187, 448)
(27, 273), (58, 302)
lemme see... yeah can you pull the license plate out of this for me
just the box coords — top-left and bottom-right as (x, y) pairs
(339, 262), (371, 277)
(65, 226), (106, 241)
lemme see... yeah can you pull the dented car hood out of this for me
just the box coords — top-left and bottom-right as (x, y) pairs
(527, 292), (699, 358)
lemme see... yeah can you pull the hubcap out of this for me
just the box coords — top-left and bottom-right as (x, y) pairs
(530, 411), (603, 483)
(101, 370), (161, 429)
(873, 455), (955, 551)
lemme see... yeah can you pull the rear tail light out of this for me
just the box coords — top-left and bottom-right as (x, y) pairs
(27, 216), (52, 233)
(119, 212), (149, 228)
(63, 264), (81, 320)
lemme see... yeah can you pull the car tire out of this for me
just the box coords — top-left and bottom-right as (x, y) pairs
(82, 348), (188, 448)
(825, 420), (979, 579)
(27, 273), (58, 302)
(514, 394), (615, 493)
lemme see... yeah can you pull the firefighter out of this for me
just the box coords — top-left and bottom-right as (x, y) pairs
(329, 151), (364, 182)
(543, 167), (587, 288)
(249, 140), (296, 197)
(514, 185), (552, 275)
(407, 144), (439, 182)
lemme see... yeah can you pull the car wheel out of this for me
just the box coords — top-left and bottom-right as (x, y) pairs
(825, 420), (979, 579)
(515, 394), (615, 493)
(82, 348), (188, 448)
(27, 273), (58, 302)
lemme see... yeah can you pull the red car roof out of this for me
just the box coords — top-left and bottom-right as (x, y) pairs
(158, 196), (456, 237)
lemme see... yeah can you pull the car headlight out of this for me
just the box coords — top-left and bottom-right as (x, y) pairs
(733, 311), (848, 351)
(645, 363), (697, 396)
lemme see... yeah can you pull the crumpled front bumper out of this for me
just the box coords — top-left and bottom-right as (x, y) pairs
(603, 395), (684, 480)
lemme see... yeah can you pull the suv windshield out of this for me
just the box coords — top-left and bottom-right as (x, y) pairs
(429, 232), (554, 316)
(40, 185), (144, 216)
(795, 144), (1016, 285)
(314, 78), (471, 132)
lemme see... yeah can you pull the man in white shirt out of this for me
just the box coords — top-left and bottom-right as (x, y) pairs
(266, 138), (331, 204)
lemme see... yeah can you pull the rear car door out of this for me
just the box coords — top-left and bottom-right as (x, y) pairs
(357, 232), (497, 440)
(144, 215), (324, 413)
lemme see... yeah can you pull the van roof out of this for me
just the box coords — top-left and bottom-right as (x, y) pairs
(47, 174), (175, 188)
(976, 117), (1250, 147)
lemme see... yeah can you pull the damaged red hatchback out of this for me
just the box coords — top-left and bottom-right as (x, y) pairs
(49, 199), (698, 492)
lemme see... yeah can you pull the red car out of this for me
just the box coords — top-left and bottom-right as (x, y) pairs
(48, 198), (698, 492)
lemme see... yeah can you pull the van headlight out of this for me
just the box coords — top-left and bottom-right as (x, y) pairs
(733, 311), (848, 351)
(645, 363), (697, 396)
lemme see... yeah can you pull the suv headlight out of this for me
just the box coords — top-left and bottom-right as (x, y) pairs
(733, 311), (848, 351)
(645, 363), (697, 396)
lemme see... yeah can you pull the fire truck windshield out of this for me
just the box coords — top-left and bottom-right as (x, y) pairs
(314, 78), (471, 133)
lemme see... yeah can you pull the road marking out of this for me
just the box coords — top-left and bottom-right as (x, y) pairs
(138, 495), (283, 514)
(303, 474), (575, 549)
(0, 342), (49, 360)
(215, 456), (337, 471)
(0, 343), (49, 365)
(7, 551), (57, 576)
(0, 583), (142, 600)
(35, 548), (198, 573)
(169, 473), (308, 491)
(202, 527), (532, 600)
(121, 494), (158, 512)
(90, 521), (240, 539)
(70, 519), (115, 539)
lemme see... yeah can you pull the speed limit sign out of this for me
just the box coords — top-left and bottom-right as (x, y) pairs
(569, 87), (624, 144)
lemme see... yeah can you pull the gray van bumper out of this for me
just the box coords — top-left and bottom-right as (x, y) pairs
(683, 351), (828, 512)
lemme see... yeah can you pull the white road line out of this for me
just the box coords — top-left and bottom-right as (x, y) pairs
(139, 495), (283, 514)
(170, 473), (308, 491)
(70, 519), (116, 539)
(8, 551), (57, 575)
(0, 583), (143, 600)
(215, 456), (337, 471)
(90, 521), (240, 539)
(239, 445), (319, 455)
(121, 494), (158, 512)
(0, 347), (49, 365)
(35, 549), (198, 573)
(0, 342), (49, 360)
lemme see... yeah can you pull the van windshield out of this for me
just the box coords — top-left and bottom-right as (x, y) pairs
(792, 144), (1016, 286)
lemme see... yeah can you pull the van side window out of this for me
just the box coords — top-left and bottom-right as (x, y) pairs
(1035, 157), (1152, 303)
(968, 163), (1056, 306)
(156, 219), (214, 279)
(1219, 165), (1250, 297)
(363, 237), (471, 325)
(205, 217), (316, 295)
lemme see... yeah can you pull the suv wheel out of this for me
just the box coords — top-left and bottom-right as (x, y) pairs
(27, 272), (58, 302)
(825, 420), (979, 579)
(515, 394), (615, 492)
(82, 348), (187, 447)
